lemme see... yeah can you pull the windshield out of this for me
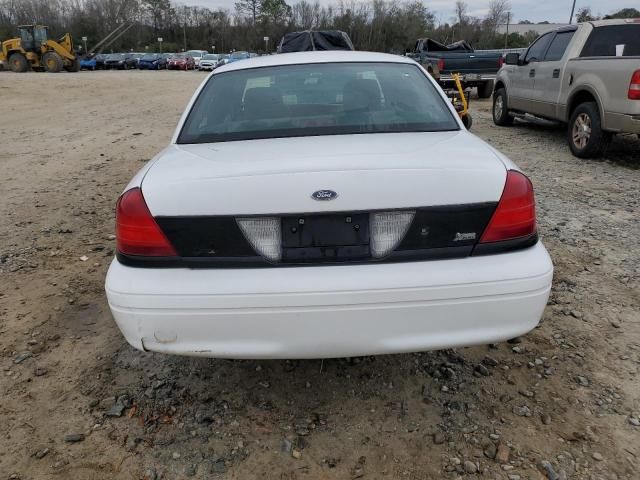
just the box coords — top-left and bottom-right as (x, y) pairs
(178, 62), (459, 144)
(187, 50), (203, 58)
(203, 54), (219, 60)
(142, 54), (159, 60)
(106, 54), (124, 60)
(172, 54), (185, 59)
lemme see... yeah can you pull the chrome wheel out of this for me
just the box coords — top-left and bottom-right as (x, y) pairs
(572, 113), (591, 150)
(494, 95), (504, 120)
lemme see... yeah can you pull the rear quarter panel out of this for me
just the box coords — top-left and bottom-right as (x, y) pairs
(562, 58), (640, 125)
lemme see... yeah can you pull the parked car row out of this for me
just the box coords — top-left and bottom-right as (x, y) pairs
(79, 50), (256, 72)
(79, 52), (198, 71)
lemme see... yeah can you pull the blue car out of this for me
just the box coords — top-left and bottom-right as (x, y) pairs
(227, 51), (250, 64)
(138, 53), (167, 70)
(80, 56), (97, 71)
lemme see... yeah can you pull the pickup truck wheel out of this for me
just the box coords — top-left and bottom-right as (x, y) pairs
(477, 81), (493, 99)
(493, 88), (513, 126)
(568, 102), (610, 158)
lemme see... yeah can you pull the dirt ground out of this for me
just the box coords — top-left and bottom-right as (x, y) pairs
(1, 70), (639, 480)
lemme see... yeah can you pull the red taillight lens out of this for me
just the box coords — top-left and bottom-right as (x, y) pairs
(498, 55), (504, 67)
(438, 58), (445, 71)
(116, 187), (177, 256)
(480, 171), (536, 243)
(629, 70), (640, 100)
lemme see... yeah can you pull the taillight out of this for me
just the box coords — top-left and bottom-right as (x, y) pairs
(438, 58), (445, 71)
(116, 187), (177, 256)
(480, 171), (536, 243)
(629, 70), (640, 100)
(498, 56), (504, 68)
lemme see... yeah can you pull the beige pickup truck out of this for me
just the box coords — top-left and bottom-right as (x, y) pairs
(493, 19), (640, 158)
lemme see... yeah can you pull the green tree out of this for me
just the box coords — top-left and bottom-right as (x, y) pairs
(603, 8), (640, 19)
(575, 7), (595, 23)
(235, 0), (262, 26)
(261, 0), (291, 25)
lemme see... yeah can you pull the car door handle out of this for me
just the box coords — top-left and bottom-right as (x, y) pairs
(552, 69), (560, 78)
(529, 69), (535, 78)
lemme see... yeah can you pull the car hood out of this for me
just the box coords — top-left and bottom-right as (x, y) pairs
(141, 131), (508, 216)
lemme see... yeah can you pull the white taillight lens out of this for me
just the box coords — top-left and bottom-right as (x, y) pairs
(370, 211), (414, 258)
(237, 217), (281, 261)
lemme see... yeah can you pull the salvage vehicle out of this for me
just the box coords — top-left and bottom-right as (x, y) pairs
(104, 53), (128, 69)
(138, 53), (167, 70)
(124, 52), (144, 69)
(227, 51), (250, 64)
(94, 53), (107, 69)
(80, 56), (96, 70)
(411, 38), (503, 98)
(494, 19), (640, 158)
(167, 53), (195, 70)
(105, 51), (553, 359)
(198, 53), (219, 71)
(186, 49), (208, 67)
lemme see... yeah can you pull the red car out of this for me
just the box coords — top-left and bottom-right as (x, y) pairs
(167, 54), (195, 70)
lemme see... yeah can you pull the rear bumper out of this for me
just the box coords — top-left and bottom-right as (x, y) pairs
(105, 242), (553, 359)
(605, 111), (640, 134)
(440, 74), (496, 85)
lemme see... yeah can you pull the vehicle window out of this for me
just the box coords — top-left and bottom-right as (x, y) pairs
(580, 25), (640, 57)
(544, 31), (575, 61)
(524, 33), (553, 63)
(178, 62), (459, 144)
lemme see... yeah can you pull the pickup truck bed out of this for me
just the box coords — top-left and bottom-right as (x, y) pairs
(411, 38), (503, 98)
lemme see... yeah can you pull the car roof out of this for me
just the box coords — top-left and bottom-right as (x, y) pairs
(215, 51), (415, 74)
(589, 18), (640, 27)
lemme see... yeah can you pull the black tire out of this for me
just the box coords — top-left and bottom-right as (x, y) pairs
(568, 102), (611, 158)
(492, 88), (514, 126)
(8, 53), (29, 73)
(477, 81), (494, 99)
(64, 58), (80, 72)
(42, 52), (63, 73)
(462, 113), (473, 129)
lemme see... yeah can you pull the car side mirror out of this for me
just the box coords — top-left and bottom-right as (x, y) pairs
(504, 53), (520, 66)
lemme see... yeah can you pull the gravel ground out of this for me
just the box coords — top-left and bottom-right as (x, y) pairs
(0, 71), (639, 480)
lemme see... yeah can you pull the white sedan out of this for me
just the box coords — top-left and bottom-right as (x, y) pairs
(106, 51), (553, 359)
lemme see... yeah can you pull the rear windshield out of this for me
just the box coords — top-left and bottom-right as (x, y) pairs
(178, 62), (459, 144)
(580, 24), (640, 57)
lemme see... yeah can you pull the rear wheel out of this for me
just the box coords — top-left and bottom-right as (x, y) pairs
(8, 53), (29, 73)
(42, 52), (63, 73)
(568, 102), (610, 158)
(477, 81), (493, 99)
(492, 88), (514, 126)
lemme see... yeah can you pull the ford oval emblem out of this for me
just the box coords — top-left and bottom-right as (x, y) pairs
(311, 190), (338, 201)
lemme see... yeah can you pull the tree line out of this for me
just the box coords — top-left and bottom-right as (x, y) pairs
(0, 0), (637, 56)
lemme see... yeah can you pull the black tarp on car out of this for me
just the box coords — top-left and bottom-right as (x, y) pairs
(278, 30), (355, 53)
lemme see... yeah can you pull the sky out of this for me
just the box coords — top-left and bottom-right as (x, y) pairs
(190, 0), (635, 24)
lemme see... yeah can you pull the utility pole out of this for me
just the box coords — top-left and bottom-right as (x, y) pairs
(569, 0), (577, 24)
(183, 6), (188, 51)
(504, 12), (510, 49)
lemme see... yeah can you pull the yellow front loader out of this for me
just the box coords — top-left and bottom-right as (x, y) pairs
(0, 25), (78, 73)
